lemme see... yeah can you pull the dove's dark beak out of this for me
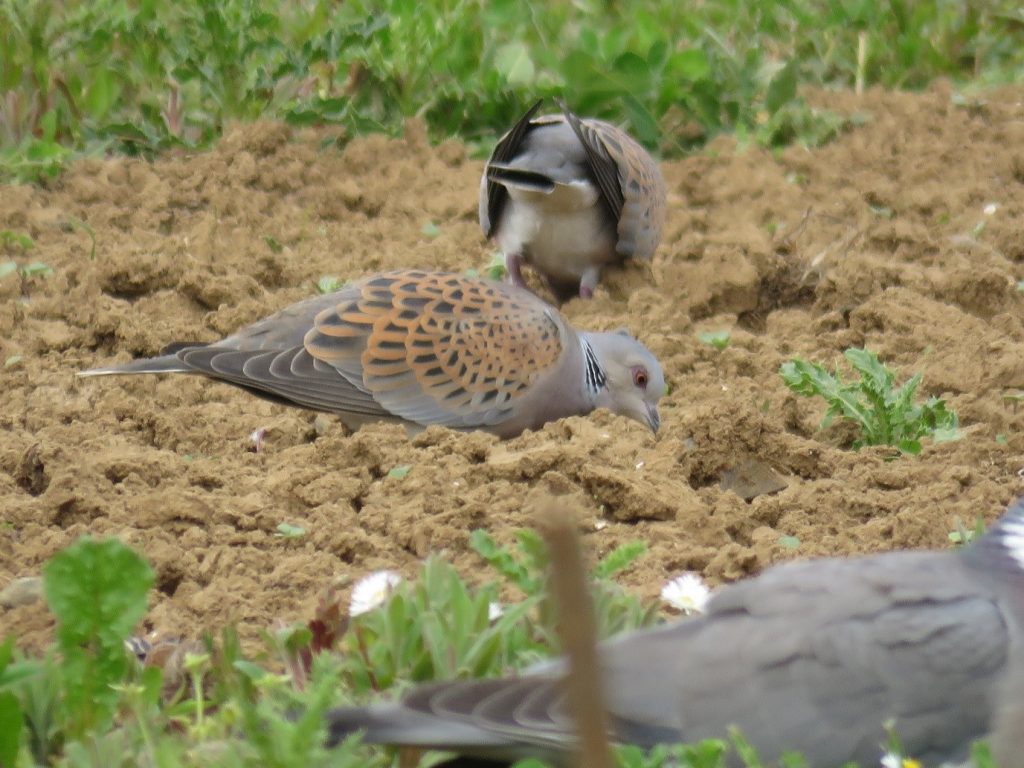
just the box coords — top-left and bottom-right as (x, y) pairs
(646, 403), (660, 434)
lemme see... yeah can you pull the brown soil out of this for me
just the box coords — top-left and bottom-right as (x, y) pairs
(4, 82), (1024, 651)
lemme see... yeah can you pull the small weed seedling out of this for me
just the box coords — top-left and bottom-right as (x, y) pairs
(948, 517), (987, 547)
(698, 330), (731, 351)
(315, 276), (346, 294)
(466, 253), (509, 281)
(780, 348), (960, 454)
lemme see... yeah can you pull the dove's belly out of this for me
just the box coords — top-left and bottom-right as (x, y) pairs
(498, 197), (617, 283)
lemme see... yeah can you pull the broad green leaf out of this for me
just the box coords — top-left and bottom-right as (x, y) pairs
(765, 59), (798, 115)
(275, 522), (306, 538)
(42, 537), (153, 735)
(44, 538), (152, 645)
(494, 42), (535, 87)
(0, 691), (22, 768)
(698, 330), (731, 350)
(671, 48), (711, 81)
(387, 464), (411, 480)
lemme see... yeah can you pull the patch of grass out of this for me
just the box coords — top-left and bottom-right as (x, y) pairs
(0, 531), (663, 767)
(0, 230), (34, 252)
(3, 0), (1024, 181)
(1, 529), (965, 767)
(780, 348), (961, 454)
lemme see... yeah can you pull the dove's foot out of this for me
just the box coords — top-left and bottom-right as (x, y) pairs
(579, 267), (600, 299)
(506, 253), (528, 288)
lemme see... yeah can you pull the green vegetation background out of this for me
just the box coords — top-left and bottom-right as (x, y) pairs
(3, 0), (1024, 181)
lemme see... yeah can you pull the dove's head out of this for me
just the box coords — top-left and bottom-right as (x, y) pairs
(585, 330), (665, 433)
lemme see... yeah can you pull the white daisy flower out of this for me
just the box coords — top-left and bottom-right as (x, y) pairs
(983, 202), (999, 216)
(488, 602), (503, 622)
(249, 427), (267, 452)
(349, 570), (402, 616)
(880, 752), (920, 768)
(660, 572), (710, 614)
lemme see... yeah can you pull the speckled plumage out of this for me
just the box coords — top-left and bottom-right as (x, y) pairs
(79, 270), (665, 438)
(480, 100), (667, 302)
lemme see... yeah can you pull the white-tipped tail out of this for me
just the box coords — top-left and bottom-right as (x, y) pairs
(963, 497), (1024, 578)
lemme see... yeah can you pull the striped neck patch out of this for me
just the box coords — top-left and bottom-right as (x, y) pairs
(582, 338), (607, 395)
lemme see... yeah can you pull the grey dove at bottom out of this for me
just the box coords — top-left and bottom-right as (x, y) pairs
(326, 498), (1024, 767)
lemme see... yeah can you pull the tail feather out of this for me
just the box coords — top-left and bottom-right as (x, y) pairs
(77, 353), (194, 377)
(486, 163), (556, 193)
(962, 497), (1024, 583)
(325, 702), (517, 754)
(160, 341), (208, 355)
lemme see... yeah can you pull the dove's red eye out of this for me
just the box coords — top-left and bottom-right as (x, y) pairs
(632, 367), (649, 389)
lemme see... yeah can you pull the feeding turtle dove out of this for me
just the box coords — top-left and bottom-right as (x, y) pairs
(479, 100), (667, 302)
(326, 497), (1024, 767)
(79, 269), (665, 438)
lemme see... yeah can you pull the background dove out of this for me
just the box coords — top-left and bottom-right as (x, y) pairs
(479, 100), (667, 302)
(326, 498), (1024, 767)
(79, 269), (664, 438)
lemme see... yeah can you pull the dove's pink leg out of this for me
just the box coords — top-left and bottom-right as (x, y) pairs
(506, 252), (528, 288)
(579, 266), (600, 300)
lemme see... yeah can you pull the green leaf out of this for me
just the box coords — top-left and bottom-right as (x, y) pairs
(623, 94), (660, 148)
(0, 261), (17, 279)
(671, 48), (711, 81)
(421, 221), (440, 238)
(698, 330), (731, 351)
(765, 60), (798, 115)
(275, 522), (306, 538)
(43, 538), (153, 645)
(470, 529), (533, 593)
(233, 659), (269, 682)
(387, 464), (411, 480)
(0, 231), (33, 251)
(20, 262), (53, 278)
(42, 537), (153, 736)
(316, 275), (345, 294)
(85, 69), (121, 117)
(4, 355), (23, 368)
(494, 42), (535, 87)
(593, 541), (646, 579)
(610, 51), (651, 91)
(778, 535), (801, 550)
(0, 690), (21, 768)
(481, 252), (507, 281)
